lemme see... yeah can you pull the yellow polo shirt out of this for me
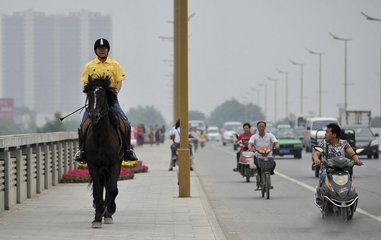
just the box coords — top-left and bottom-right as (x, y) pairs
(80, 57), (126, 88)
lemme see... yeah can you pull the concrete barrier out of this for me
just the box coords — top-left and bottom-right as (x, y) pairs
(0, 132), (78, 213)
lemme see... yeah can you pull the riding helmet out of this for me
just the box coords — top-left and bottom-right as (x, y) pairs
(94, 38), (110, 51)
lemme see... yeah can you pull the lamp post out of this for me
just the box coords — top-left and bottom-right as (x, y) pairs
(174, 0), (190, 197)
(250, 87), (260, 105)
(329, 32), (352, 113)
(267, 77), (278, 123)
(161, 11), (195, 123)
(276, 68), (289, 119)
(258, 83), (267, 120)
(289, 59), (305, 114)
(361, 11), (381, 119)
(306, 48), (324, 117)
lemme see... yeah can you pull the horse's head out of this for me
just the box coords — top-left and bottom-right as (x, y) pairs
(84, 75), (117, 124)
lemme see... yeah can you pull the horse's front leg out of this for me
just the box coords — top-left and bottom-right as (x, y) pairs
(89, 169), (105, 228)
(104, 164), (121, 224)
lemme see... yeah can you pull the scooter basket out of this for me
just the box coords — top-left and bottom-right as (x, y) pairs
(257, 157), (274, 172)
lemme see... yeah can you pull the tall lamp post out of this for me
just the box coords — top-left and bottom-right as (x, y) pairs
(250, 87), (260, 105)
(329, 32), (352, 113)
(267, 77), (278, 123)
(174, 0), (190, 197)
(258, 83), (267, 120)
(276, 68), (289, 119)
(289, 59), (305, 114)
(306, 48), (324, 117)
(361, 11), (381, 119)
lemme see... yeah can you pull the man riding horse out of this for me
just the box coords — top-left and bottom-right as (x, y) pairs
(74, 38), (138, 163)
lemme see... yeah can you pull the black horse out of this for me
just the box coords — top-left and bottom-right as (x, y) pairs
(83, 75), (124, 228)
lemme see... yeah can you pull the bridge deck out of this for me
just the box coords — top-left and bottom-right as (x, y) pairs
(0, 143), (224, 240)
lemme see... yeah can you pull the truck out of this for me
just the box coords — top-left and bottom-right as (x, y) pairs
(341, 110), (371, 126)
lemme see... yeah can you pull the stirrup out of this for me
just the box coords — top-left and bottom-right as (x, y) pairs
(124, 150), (138, 161)
(74, 150), (86, 164)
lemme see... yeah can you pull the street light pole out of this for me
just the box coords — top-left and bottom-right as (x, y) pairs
(258, 83), (267, 120)
(276, 68), (289, 119)
(329, 32), (352, 113)
(267, 77), (278, 123)
(250, 87), (260, 105)
(289, 59), (305, 114)
(361, 11), (381, 119)
(306, 48), (324, 117)
(174, 0), (190, 197)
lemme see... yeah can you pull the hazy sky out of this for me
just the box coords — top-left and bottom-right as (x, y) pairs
(1, 0), (381, 123)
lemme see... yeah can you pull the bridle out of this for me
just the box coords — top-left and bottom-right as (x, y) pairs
(87, 86), (109, 123)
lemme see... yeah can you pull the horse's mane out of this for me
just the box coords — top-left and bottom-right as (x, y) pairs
(84, 75), (119, 125)
(83, 75), (118, 106)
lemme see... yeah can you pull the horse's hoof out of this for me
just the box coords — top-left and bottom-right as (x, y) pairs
(92, 221), (102, 228)
(104, 217), (113, 224)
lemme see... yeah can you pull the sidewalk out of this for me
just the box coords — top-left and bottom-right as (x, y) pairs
(0, 142), (225, 240)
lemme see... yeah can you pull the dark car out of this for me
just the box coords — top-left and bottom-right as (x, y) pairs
(344, 125), (379, 159)
(273, 128), (303, 159)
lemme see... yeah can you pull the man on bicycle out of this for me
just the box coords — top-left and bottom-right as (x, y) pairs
(248, 121), (279, 188)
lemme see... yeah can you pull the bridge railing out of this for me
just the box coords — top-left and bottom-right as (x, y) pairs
(0, 132), (78, 213)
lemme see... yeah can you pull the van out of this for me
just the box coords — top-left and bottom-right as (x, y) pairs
(294, 113), (315, 128)
(303, 117), (339, 152)
(189, 120), (206, 132)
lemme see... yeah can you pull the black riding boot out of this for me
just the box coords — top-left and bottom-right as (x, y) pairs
(74, 128), (86, 164)
(124, 125), (138, 161)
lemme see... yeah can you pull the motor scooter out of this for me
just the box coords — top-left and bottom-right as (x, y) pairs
(255, 145), (275, 199)
(236, 141), (258, 184)
(314, 146), (363, 221)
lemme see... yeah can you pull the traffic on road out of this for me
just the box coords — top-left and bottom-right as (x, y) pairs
(193, 140), (381, 240)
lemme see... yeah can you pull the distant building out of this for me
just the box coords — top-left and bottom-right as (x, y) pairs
(0, 98), (14, 123)
(1, 9), (111, 119)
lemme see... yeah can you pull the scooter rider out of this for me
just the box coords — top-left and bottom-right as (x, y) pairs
(312, 123), (363, 205)
(233, 122), (254, 172)
(168, 120), (194, 171)
(169, 120), (180, 171)
(248, 121), (280, 179)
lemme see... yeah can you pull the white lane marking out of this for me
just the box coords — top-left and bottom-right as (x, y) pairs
(215, 145), (381, 223)
(275, 171), (316, 191)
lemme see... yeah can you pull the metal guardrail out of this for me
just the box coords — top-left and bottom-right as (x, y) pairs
(0, 132), (78, 213)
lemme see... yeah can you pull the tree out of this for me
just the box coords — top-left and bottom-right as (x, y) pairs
(0, 106), (38, 135)
(127, 105), (166, 128)
(189, 110), (205, 121)
(0, 121), (22, 135)
(207, 98), (265, 127)
(37, 113), (66, 133)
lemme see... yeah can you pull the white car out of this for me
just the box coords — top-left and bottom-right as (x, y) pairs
(206, 126), (221, 142)
(221, 121), (243, 146)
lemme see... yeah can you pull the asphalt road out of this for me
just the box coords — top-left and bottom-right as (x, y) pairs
(193, 142), (381, 240)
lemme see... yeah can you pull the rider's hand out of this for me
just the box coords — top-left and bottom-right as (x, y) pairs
(314, 159), (321, 166)
(354, 159), (364, 166)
